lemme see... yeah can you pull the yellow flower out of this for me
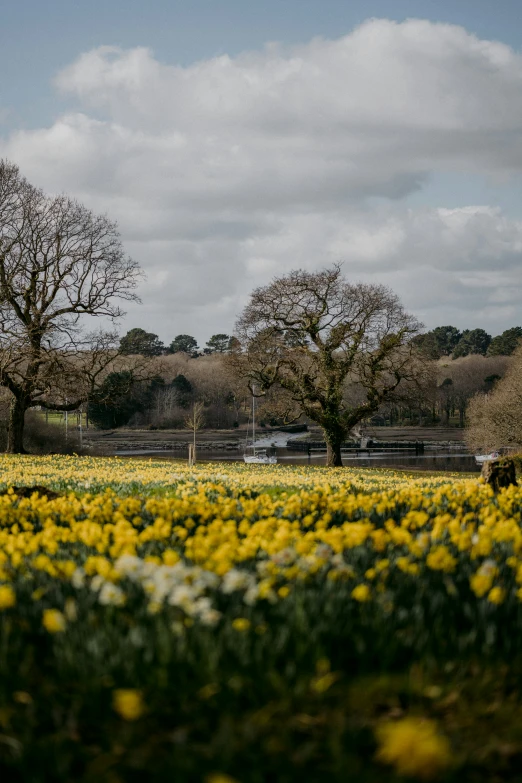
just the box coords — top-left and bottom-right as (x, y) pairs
(470, 572), (493, 598)
(13, 691), (32, 704)
(426, 546), (457, 573)
(487, 586), (506, 605)
(376, 717), (452, 779)
(231, 618), (251, 632)
(205, 774), (239, 783)
(0, 585), (15, 610)
(311, 672), (338, 694)
(351, 584), (371, 602)
(42, 609), (66, 633)
(198, 683), (220, 700)
(277, 585), (290, 598)
(112, 689), (144, 721)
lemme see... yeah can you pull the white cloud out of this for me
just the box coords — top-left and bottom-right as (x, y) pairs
(2, 18), (522, 340)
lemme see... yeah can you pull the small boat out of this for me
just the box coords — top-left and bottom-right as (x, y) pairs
(244, 448), (277, 465)
(475, 451), (500, 465)
(243, 388), (277, 465)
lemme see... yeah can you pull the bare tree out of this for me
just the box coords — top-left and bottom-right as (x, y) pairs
(0, 160), (142, 452)
(185, 401), (206, 465)
(233, 265), (421, 466)
(466, 345), (522, 452)
(437, 354), (510, 427)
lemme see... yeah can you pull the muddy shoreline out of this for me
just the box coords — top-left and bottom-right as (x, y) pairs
(82, 426), (466, 454)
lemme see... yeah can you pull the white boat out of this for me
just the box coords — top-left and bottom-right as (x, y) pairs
(475, 451), (500, 465)
(244, 449), (277, 465)
(243, 388), (277, 465)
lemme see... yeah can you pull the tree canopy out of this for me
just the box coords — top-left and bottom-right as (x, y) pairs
(452, 328), (492, 358)
(0, 160), (142, 452)
(413, 326), (462, 359)
(168, 334), (199, 355)
(119, 328), (164, 356)
(487, 326), (522, 356)
(88, 372), (164, 429)
(233, 265), (421, 466)
(205, 334), (232, 354)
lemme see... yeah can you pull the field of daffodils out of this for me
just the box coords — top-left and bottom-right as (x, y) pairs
(1, 455), (522, 781)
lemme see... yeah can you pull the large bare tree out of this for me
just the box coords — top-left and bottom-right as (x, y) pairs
(234, 265), (421, 466)
(0, 160), (142, 452)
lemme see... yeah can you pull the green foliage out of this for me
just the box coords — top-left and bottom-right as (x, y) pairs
(168, 334), (199, 355)
(171, 373), (193, 408)
(119, 327), (165, 356)
(413, 326), (461, 358)
(484, 373), (501, 389)
(487, 326), (522, 356)
(205, 333), (232, 353)
(453, 328), (492, 358)
(88, 372), (164, 428)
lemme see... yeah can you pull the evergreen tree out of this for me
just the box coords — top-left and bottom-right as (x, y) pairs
(120, 328), (165, 356)
(171, 374), (193, 408)
(88, 373), (165, 428)
(453, 328), (491, 358)
(205, 334), (232, 353)
(487, 327), (522, 356)
(168, 335), (199, 355)
(412, 326), (461, 359)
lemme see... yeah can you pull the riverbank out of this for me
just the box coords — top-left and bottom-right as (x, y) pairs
(82, 425), (465, 452)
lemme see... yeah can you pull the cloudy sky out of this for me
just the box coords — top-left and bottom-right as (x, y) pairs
(2, 0), (522, 345)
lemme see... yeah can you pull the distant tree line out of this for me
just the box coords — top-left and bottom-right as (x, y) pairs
(119, 328), (238, 358)
(413, 325), (522, 359)
(122, 324), (522, 362)
(104, 320), (521, 439)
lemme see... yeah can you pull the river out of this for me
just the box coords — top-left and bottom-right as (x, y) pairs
(113, 448), (479, 472)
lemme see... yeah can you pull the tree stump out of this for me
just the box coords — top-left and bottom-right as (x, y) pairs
(481, 459), (517, 492)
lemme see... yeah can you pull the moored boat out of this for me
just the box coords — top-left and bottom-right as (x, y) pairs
(475, 451), (500, 465)
(243, 388), (278, 465)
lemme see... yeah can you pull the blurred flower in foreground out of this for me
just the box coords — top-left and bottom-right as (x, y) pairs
(351, 584), (371, 602)
(0, 585), (15, 610)
(376, 717), (452, 779)
(112, 689), (144, 721)
(232, 618), (251, 632)
(42, 609), (66, 633)
(206, 774), (239, 783)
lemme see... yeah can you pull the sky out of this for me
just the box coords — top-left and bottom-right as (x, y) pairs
(2, 0), (522, 345)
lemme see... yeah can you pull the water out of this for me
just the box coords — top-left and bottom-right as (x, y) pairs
(114, 448), (479, 472)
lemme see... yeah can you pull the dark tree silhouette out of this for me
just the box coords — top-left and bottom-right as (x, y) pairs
(0, 160), (142, 452)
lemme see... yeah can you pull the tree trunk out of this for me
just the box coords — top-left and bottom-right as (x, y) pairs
(6, 396), (28, 454)
(324, 430), (344, 467)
